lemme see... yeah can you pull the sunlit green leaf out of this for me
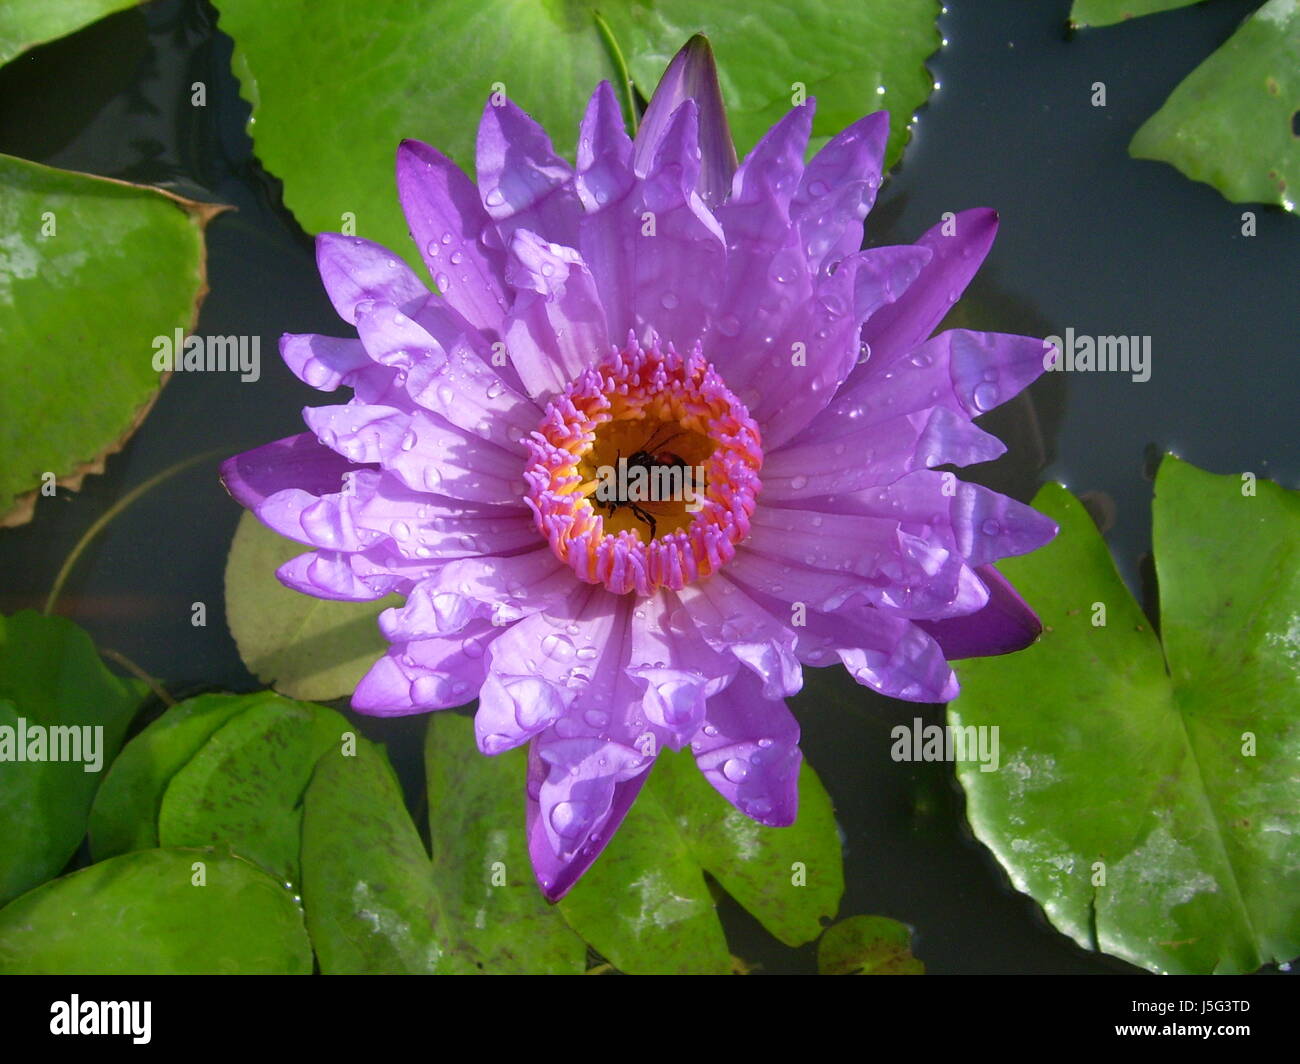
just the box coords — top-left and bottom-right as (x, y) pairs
(1130, 0), (1300, 213)
(560, 749), (843, 974)
(214, 0), (938, 275)
(302, 733), (474, 974)
(0, 610), (146, 905)
(0, 0), (139, 67)
(0, 847), (312, 974)
(425, 713), (587, 974)
(89, 691), (278, 860)
(157, 694), (349, 886)
(951, 459), (1300, 974)
(0, 155), (217, 525)
(1068, 0), (1197, 29)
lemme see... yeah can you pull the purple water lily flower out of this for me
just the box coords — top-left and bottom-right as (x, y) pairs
(221, 37), (1056, 900)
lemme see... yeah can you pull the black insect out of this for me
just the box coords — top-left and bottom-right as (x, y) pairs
(595, 425), (690, 541)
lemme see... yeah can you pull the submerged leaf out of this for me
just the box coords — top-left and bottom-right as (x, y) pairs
(818, 915), (924, 974)
(224, 510), (398, 701)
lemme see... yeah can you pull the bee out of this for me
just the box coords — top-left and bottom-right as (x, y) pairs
(594, 425), (690, 541)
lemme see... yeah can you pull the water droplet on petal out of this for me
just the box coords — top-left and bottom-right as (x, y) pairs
(540, 633), (575, 661)
(721, 758), (750, 783)
(411, 675), (442, 703)
(972, 382), (999, 411)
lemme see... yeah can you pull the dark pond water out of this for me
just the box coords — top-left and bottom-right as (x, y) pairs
(0, 0), (1294, 973)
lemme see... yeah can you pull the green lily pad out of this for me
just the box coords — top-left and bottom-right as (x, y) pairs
(818, 915), (925, 974)
(0, 0), (139, 67)
(89, 691), (281, 860)
(559, 749), (843, 974)
(652, 746), (843, 947)
(224, 510), (399, 701)
(0, 847), (312, 974)
(1068, 0), (1197, 29)
(301, 733), (474, 974)
(0, 155), (218, 526)
(425, 713), (587, 974)
(157, 694), (349, 886)
(213, 0), (938, 274)
(1129, 0), (1299, 213)
(950, 457), (1300, 974)
(606, 0), (939, 168)
(0, 610), (146, 905)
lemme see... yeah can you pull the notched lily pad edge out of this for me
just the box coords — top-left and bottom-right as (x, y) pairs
(0, 158), (231, 528)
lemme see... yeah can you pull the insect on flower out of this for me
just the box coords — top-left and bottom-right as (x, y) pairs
(221, 36), (1057, 900)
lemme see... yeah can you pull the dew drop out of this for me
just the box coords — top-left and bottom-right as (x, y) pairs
(541, 633), (576, 661)
(972, 382), (999, 411)
(411, 675), (442, 703)
(721, 758), (750, 783)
